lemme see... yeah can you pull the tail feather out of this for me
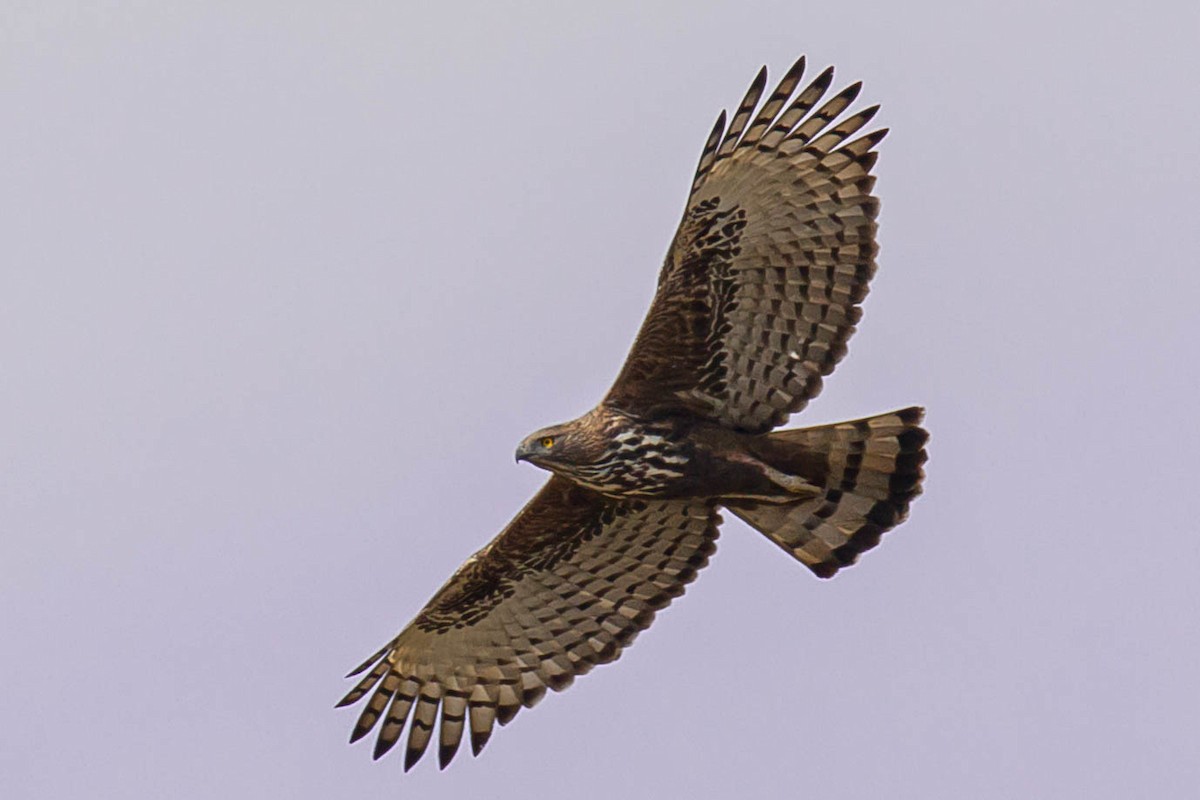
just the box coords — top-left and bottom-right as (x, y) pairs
(726, 407), (928, 578)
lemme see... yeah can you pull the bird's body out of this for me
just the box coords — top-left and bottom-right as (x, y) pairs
(338, 56), (929, 771)
(519, 406), (820, 502)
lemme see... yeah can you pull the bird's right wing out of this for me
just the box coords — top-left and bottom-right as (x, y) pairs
(337, 477), (718, 771)
(606, 57), (885, 433)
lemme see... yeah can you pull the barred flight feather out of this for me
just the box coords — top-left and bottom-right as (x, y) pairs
(341, 478), (718, 770)
(606, 55), (888, 433)
(727, 407), (929, 578)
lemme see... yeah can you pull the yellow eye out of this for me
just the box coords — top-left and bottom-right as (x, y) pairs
(540, 436), (555, 448)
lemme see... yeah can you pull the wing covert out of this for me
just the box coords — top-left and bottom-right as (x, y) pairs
(337, 477), (719, 770)
(606, 57), (886, 433)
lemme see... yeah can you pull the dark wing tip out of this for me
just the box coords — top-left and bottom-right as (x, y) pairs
(470, 726), (493, 757)
(496, 702), (519, 726)
(438, 741), (461, 770)
(372, 733), (400, 761)
(344, 644), (389, 678)
(752, 64), (768, 90)
(812, 562), (840, 579)
(348, 717), (375, 744)
(810, 66), (836, 96)
(865, 127), (889, 145)
(403, 745), (425, 772)
(845, 127), (889, 157)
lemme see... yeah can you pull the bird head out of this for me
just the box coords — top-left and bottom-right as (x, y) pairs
(514, 424), (572, 468)
(516, 408), (616, 479)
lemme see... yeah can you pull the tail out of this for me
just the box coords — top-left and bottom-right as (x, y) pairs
(725, 407), (928, 578)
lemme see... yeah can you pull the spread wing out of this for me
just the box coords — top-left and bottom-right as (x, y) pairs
(337, 477), (719, 770)
(605, 57), (885, 433)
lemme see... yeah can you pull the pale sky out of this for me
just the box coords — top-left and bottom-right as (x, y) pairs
(4, 2), (1199, 798)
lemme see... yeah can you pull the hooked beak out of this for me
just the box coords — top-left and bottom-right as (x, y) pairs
(515, 441), (535, 463)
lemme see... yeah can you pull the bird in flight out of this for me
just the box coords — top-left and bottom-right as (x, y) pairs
(337, 56), (928, 771)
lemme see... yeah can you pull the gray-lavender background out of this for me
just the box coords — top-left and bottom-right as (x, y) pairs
(4, 2), (1199, 798)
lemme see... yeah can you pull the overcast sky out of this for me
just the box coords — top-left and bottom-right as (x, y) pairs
(3, 2), (1199, 798)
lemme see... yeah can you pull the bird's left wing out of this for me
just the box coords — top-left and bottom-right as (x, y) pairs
(605, 57), (885, 433)
(337, 477), (718, 770)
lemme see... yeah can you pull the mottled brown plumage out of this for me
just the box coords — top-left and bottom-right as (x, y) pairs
(338, 56), (929, 771)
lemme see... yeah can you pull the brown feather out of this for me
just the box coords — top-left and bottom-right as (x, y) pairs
(340, 478), (718, 770)
(605, 62), (885, 433)
(726, 407), (928, 577)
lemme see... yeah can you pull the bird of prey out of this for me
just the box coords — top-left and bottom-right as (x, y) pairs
(338, 56), (928, 771)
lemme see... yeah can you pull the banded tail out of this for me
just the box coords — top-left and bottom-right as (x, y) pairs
(726, 407), (928, 578)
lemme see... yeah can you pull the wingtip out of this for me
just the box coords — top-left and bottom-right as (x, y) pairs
(851, 127), (890, 153)
(348, 721), (373, 745)
(372, 734), (399, 761)
(344, 644), (388, 678)
(470, 728), (493, 757)
(438, 742), (461, 770)
(777, 56), (807, 93)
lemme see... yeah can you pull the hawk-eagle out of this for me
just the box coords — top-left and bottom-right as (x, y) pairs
(337, 56), (929, 771)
